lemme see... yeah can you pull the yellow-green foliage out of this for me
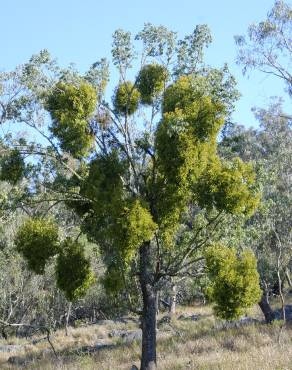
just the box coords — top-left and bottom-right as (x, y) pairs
(0, 149), (25, 184)
(154, 76), (226, 245)
(15, 218), (59, 274)
(116, 200), (157, 261)
(113, 81), (140, 115)
(82, 160), (157, 264)
(195, 157), (260, 216)
(163, 75), (225, 114)
(46, 81), (97, 158)
(205, 245), (262, 320)
(137, 63), (168, 105)
(56, 238), (94, 302)
(75, 155), (157, 289)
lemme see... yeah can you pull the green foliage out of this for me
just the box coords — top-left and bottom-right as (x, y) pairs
(84, 58), (109, 99)
(0, 150), (25, 184)
(56, 238), (94, 302)
(117, 200), (157, 261)
(205, 245), (262, 320)
(46, 80), (97, 157)
(163, 75), (224, 115)
(154, 76), (226, 245)
(68, 155), (157, 289)
(81, 152), (125, 220)
(15, 218), (59, 274)
(195, 158), (260, 216)
(137, 64), (168, 104)
(78, 156), (157, 273)
(235, 0), (292, 96)
(113, 81), (140, 115)
(102, 265), (125, 294)
(175, 24), (212, 75)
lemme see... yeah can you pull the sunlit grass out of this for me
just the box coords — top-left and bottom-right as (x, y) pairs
(1, 300), (292, 369)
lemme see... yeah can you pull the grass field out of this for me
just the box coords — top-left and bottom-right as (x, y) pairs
(1, 301), (292, 370)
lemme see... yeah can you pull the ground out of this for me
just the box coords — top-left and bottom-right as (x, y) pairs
(0, 299), (292, 370)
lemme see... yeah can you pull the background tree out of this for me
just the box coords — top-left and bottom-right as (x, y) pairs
(220, 99), (292, 322)
(235, 0), (292, 97)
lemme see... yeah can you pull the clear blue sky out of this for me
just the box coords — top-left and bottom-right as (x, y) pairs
(1, 0), (289, 127)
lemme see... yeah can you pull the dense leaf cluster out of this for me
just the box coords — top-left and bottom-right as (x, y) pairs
(46, 81), (97, 157)
(14, 219), (94, 301)
(113, 81), (140, 115)
(0, 150), (25, 184)
(15, 218), (59, 274)
(205, 245), (262, 319)
(137, 64), (168, 105)
(56, 238), (94, 301)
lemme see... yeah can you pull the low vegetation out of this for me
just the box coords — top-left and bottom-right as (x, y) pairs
(1, 300), (292, 370)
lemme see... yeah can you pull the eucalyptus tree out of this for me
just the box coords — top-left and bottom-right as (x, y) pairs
(0, 25), (261, 369)
(220, 100), (292, 322)
(235, 0), (292, 97)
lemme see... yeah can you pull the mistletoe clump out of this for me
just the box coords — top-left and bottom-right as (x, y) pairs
(195, 157), (260, 216)
(205, 245), (262, 320)
(154, 78), (226, 246)
(113, 81), (140, 115)
(0, 150), (25, 184)
(15, 218), (59, 274)
(137, 63), (168, 105)
(56, 238), (94, 301)
(116, 200), (157, 262)
(46, 80), (97, 158)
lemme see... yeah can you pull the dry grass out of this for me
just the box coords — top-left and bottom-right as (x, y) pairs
(1, 301), (292, 370)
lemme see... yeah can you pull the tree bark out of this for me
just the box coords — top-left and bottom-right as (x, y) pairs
(65, 302), (72, 336)
(285, 268), (292, 287)
(258, 293), (275, 323)
(169, 284), (177, 316)
(139, 241), (157, 370)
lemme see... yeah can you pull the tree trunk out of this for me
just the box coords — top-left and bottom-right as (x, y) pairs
(285, 268), (292, 287)
(139, 242), (157, 370)
(65, 302), (72, 336)
(258, 293), (275, 323)
(169, 284), (177, 316)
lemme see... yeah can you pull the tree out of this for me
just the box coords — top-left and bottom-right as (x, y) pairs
(235, 0), (292, 97)
(220, 99), (292, 322)
(1, 25), (260, 370)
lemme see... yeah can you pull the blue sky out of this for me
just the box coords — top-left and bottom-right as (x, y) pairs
(1, 0), (289, 127)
